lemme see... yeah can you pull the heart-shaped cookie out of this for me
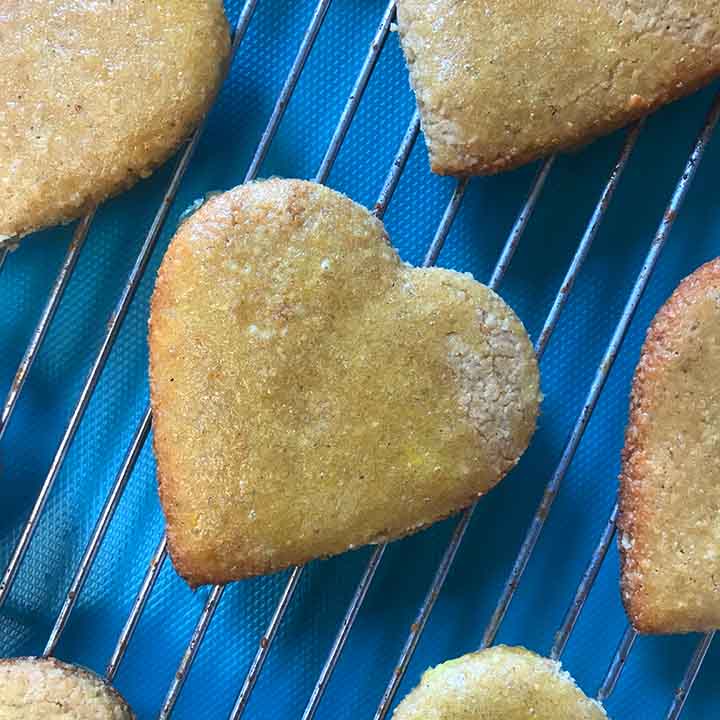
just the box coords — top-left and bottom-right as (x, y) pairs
(149, 179), (540, 586)
(619, 258), (720, 634)
(0, 657), (134, 719)
(393, 646), (607, 720)
(396, 0), (720, 175)
(0, 0), (230, 242)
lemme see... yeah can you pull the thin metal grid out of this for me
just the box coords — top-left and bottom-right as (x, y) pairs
(0, 1), (717, 718)
(3, 0), (413, 711)
(0, 213), (92, 444)
(0, 0), (258, 609)
(366, 97), (720, 719)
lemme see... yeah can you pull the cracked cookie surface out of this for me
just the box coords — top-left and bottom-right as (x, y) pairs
(149, 179), (540, 585)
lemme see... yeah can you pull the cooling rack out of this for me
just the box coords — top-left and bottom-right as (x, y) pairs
(1, 1), (720, 718)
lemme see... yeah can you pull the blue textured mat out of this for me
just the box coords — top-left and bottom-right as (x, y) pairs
(2, 2), (720, 718)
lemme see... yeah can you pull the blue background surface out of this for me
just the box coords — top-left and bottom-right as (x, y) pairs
(1, 1), (720, 718)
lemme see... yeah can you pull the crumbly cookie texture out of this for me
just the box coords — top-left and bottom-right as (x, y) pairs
(0, 0), (230, 241)
(393, 646), (607, 720)
(619, 258), (720, 634)
(0, 657), (134, 719)
(396, 0), (720, 175)
(149, 179), (540, 586)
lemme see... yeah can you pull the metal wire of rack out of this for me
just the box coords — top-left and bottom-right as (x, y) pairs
(1, 1), (719, 718)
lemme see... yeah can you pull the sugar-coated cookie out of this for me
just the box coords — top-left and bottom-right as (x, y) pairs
(396, 0), (720, 175)
(0, 657), (133, 719)
(393, 646), (607, 719)
(149, 179), (540, 586)
(0, 0), (230, 242)
(619, 258), (720, 634)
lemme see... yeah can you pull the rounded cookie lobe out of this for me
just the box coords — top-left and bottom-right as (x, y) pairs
(618, 258), (720, 633)
(149, 179), (540, 586)
(393, 645), (607, 720)
(396, 0), (720, 175)
(0, 0), (230, 241)
(0, 657), (134, 719)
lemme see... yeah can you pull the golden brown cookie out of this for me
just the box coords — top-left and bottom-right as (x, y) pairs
(149, 179), (540, 586)
(0, 0), (230, 242)
(396, 0), (720, 175)
(393, 646), (608, 720)
(0, 657), (134, 719)
(618, 258), (720, 634)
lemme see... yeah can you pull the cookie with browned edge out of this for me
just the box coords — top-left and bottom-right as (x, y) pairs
(0, 0), (229, 243)
(149, 179), (540, 586)
(619, 258), (720, 633)
(396, 1), (720, 175)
